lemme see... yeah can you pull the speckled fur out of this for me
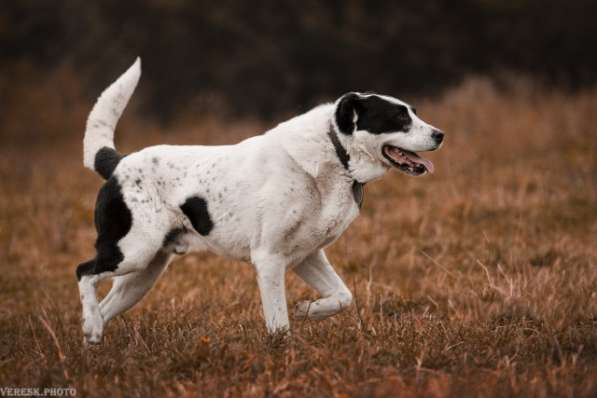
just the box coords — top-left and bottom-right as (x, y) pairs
(77, 58), (443, 344)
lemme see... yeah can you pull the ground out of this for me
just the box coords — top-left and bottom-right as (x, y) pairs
(1, 79), (596, 397)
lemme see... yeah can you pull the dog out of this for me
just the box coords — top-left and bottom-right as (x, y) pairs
(76, 58), (444, 344)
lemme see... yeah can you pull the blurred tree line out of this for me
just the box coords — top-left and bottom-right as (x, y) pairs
(1, 0), (596, 122)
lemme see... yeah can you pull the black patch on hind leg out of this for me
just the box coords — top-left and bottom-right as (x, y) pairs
(76, 259), (96, 281)
(91, 177), (132, 274)
(95, 147), (123, 180)
(180, 197), (213, 236)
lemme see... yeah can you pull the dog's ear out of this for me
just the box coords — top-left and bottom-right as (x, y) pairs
(335, 92), (362, 135)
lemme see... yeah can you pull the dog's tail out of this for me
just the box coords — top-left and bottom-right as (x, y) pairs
(83, 57), (141, 179)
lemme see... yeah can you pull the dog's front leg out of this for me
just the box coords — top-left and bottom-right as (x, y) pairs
(293, 250), (353, 320)
(254, 255), (290, 334)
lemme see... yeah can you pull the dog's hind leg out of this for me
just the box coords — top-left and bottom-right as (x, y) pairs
(77, 237), (163, 344)
(99, 251), (173, 323)
(76, 259), (104, 344)
(76, 176), (167, 344)
(292, 250), (353, 320)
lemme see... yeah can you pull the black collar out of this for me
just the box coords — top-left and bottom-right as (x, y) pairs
(327, 125), (351, 170)
(327, 124), (365, 208)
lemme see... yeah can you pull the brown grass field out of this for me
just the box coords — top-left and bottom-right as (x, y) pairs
(1, 78), (596, 397)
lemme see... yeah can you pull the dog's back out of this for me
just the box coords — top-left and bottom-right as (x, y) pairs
(76, 58), (443, 345)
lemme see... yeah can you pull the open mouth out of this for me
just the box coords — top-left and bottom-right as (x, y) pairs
(382, 145), (434, 176)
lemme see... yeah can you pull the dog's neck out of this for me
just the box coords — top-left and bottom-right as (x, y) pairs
(326, 122), (353, 178)
(271, 104), (387, 185)
(326, 123), (365, 207)
(270, 105), (346, 180)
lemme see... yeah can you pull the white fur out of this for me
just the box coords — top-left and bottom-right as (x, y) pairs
(83, 58), (141, 170)
(78, 59), (442, 344)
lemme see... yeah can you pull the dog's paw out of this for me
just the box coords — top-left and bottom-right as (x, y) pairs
(82, 314), (104, 345)
(293, 300), (314, 320)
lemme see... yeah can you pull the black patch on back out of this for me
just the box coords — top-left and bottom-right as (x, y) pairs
(76, 176), (132, 280)
(335, 93), (412, 135)
(95, 147), (123, 180)
(180, 197), (214, 236)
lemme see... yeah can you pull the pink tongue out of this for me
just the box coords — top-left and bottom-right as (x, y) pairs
(403, 151), (434, 174)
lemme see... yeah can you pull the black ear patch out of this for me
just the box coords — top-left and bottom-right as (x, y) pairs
(180, 196), (214, 236)
(356, 95), (412, 134)
(335, 93), (362, 135)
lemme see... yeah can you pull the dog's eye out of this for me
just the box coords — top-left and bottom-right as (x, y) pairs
(411, 107), (417, 115)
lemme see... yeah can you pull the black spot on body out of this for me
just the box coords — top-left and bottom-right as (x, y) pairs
(76, 177), (132, 280)
(335, 93), (412, 135)
(180, 196), (214, 236)
(94, 147), (123, 180)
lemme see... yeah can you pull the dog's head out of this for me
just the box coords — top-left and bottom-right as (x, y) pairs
(334, 92), (444, 182)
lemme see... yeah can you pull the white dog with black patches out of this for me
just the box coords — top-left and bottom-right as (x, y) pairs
(77, 58), (444, 344)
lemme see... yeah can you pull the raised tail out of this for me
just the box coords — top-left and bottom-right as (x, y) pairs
(83, 57), (141, 179)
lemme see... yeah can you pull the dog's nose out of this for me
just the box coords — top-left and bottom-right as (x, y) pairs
(432, 129), (444, 144)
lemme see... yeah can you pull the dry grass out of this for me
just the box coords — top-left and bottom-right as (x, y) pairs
(1, 78), (597, 397)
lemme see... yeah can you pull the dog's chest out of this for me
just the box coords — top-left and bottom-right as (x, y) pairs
(297, 181), (360, 249)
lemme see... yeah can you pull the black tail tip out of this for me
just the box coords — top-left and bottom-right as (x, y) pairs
(95, 147), (123, 180)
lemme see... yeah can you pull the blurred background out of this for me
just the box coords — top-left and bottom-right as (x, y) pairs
(1, 0), (596, 145)
(2, 2), (597, 395)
